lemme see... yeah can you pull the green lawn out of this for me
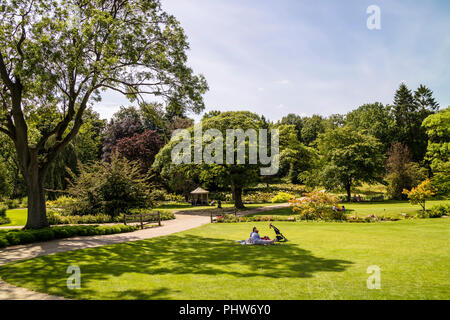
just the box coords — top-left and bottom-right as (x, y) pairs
(250, 200), (450, 219)
(1, 209), (28, 227)
(1, 218), (449, 299)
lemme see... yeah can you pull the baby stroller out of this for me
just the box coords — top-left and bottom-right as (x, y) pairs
(269, 223), (288, 242)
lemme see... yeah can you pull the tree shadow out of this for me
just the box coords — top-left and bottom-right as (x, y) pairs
(0, 235), (353, 299)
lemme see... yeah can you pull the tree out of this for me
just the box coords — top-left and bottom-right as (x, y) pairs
(314, 127), (385, 201)
(385, 142), (427, 200)
(277, 124), (315, 184)
(300, 115), (326, 146)
(112, 129), (164, 173)
(345, 103), (396, 152)
(154, 111), (272, 209)
(202, 110), (222, 120)
(279, 113), (303, 141)
(325, 114), (345, 130)
(403, 179), (436, 214)
(0, 0), (207, 228)
(422, 107), (450, 195)
(392, 83), (437, 162)
(414, 84), (439, 112)
(102, 106), (151, 161)
(44, 109), (105, 199)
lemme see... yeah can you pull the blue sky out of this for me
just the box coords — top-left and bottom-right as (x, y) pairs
(96, 0), (450, 121)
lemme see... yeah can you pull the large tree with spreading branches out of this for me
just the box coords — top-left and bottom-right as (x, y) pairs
(0, 0), (208, 229)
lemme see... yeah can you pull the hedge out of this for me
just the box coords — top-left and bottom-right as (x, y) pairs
(0, 225), (138, 248)
(46, 210), (175, 225)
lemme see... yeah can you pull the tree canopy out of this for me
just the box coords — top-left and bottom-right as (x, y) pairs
(312, 126), (385, 201)
(153, 111), (276, 209)
(0, 0), (207, 228)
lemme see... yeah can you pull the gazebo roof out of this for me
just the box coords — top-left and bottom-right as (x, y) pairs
(190, 187), (209, 194)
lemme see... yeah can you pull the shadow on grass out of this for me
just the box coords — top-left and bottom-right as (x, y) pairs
(0, 235), (352, 299)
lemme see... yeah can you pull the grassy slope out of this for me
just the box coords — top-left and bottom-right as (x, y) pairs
(1, 219), (449, 300)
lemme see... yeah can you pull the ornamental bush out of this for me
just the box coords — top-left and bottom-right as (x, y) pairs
(428, 204), (450, 218)
(67, 154), (153, 217)
(290, 191), (345, 221)
(271, 192), (294, 203)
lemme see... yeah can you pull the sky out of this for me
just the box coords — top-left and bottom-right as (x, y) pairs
(95, 0), (450, 122)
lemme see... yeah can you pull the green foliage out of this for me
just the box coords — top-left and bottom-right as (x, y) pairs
(216, 214), (297, 223)
(385, 143), (427, 200)
(46, 210), (174, 225)
(428, 204), (450, 218)
(277, 124), (316, 184)
(271, 192), (294, 203)
(0, 205), (11, 225)
(291, 191), (345, 221)
(46, 196), (78, 210)
(2, 198), (27, 209)
(0, 161), (12, 199)
(403, 179), (436, 214)
(0, 225), (138, 248)
(202, 110), (222, 119)
(243, 192), (276, 203)
(154, 111), (270, 209)
(67, 155), (152, 216)
(310, 127), (385, 201)
(422, 107), (450, 196)
(300, 115), (326, 146)
(279, 113), (303, 141)
(392, 83), (437, 162)
(0, 0), (208, 229)
(345, 102), (395, 152)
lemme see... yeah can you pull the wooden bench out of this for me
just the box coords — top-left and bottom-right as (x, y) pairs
(123, 212), (161, 230)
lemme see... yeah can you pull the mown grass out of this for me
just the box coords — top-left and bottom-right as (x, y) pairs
(1, 219), (448, 300)
(1, 209), (28, 227)
(250, 200), (450, 219)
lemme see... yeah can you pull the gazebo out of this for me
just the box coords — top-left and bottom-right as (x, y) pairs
(190, 187), (209, 206)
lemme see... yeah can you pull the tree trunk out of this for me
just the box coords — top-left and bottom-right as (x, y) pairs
(231, 182), (245, 209)
(346, 183), (352, 202)
(24, 162), (49, 229)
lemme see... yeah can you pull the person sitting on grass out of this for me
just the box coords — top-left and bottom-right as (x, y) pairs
(250, 227), (276, 245)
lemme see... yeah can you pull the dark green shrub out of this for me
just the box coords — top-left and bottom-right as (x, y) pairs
(0, 237), (9, 248)
(0, 209), (11, 225)
(4, 199), (20, 209)
(16, 231), (36, 244)
(34, 229), (55, 242)
(67, 155), (152, 217)
(5, 232), (21, 245)
(0, 205), (7, 217)
(428, 204), (449, 218)
(0, 225), (138, 248)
